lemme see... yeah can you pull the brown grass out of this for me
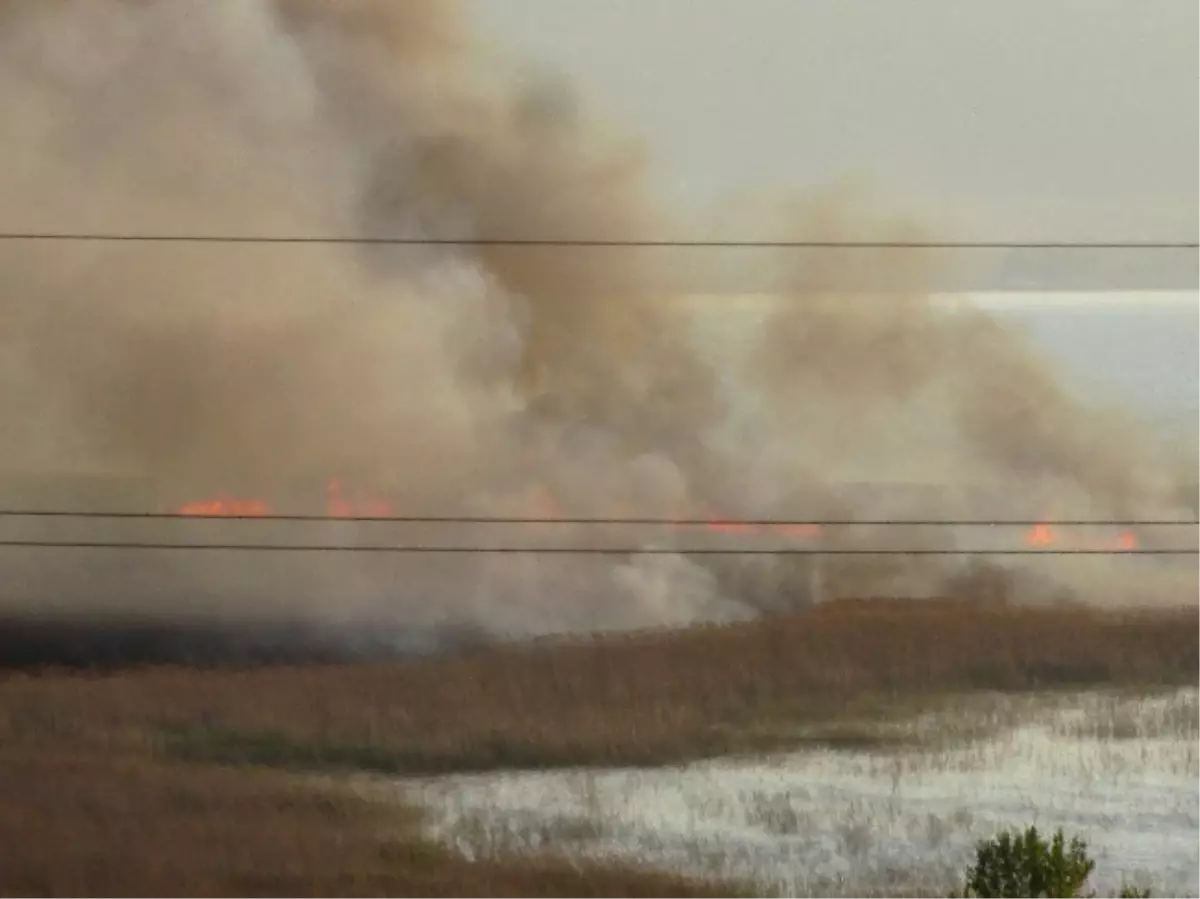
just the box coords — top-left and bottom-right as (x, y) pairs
(0, 751), (736, 897)
(4, 601), (1196, 773)
(0, 599), (1194, 896)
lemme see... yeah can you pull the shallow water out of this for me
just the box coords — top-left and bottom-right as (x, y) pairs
(376, 689), (1200, 897)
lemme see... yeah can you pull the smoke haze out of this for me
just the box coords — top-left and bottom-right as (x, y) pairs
(0, 0), (1194, 645)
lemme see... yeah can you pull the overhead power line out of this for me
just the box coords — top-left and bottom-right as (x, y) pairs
(0, 510), (1195, 526)
(0, 540), (1192, 555)
(0, 233), (1195, 249)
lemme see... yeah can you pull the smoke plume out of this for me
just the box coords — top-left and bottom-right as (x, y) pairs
(0, 0), (1193, 648)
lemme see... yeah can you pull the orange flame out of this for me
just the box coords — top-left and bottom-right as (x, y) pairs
(177, 478), (396, 518)
(326, 478), (353, 518)
(177, 496), (270, 517)
(185, 486), (1155, 552)
(1025, 522), (1056, 547)
(1114, 531), (1138, 551)
(1023, 519), (1139, 551)
(325, 478), (395, 518)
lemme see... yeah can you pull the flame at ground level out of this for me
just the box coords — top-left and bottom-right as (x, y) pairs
(174, 483), (1144, 550)
(177, 480), (394, 519)
(173, 481), (825, 537)
(176, 497), (270, 517)
(1024, 521), (1139, 551)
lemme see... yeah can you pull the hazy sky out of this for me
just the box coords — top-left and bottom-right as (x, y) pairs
(470, 0), (1198, 246)
(470, 1), (1198, 429)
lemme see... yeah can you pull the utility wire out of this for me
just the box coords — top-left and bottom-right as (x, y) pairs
(0, 510), (1194, 526)
(0, 540), (1192, 555)
(0, 508), (1195, 523)
(0, 233), (1195, 249)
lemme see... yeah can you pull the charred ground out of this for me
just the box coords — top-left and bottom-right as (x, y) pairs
(0, 613), (487, 671)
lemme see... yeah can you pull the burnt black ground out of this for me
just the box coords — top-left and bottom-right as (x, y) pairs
(0, 614), (477, 671)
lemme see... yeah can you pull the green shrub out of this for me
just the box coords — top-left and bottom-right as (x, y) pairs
(959, 826), (1152, 899)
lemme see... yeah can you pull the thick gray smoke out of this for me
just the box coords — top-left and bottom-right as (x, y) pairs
(0, 0), (1193, 644)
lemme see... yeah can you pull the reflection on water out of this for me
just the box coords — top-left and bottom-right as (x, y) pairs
(383, 689), (1199, 897)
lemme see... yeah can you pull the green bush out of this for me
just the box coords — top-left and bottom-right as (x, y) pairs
(958, 825), (1149, 898)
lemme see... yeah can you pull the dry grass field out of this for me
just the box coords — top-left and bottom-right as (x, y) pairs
(0, 753), (743, 897)
(1, 599), (1195, 896)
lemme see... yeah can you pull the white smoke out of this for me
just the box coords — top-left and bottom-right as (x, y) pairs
(0, 0), (1193, 644)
